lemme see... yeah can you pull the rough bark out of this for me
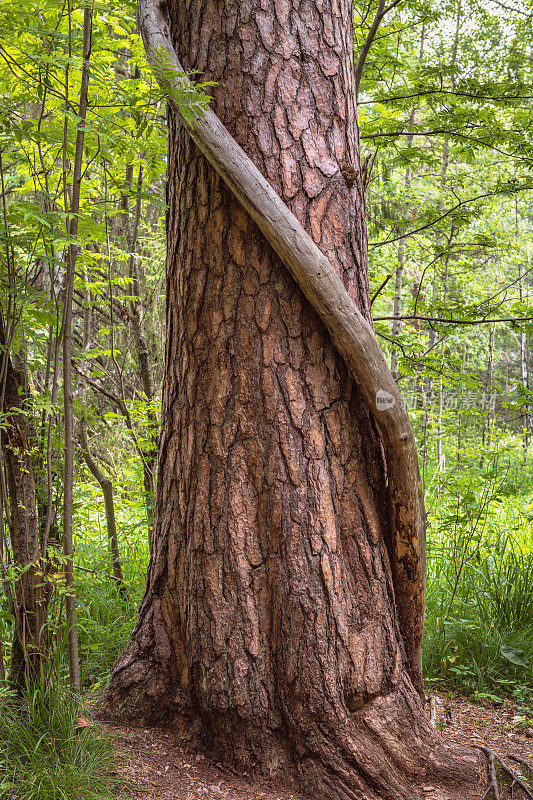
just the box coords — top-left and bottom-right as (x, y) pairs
(0, 315), (46, 688)
(139, 0), (426, 693)
(102, 0), (481, 797)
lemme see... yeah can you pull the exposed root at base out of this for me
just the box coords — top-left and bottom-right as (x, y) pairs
(475, 745), (533, 800)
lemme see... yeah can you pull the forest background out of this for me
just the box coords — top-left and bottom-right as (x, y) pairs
(0, 0), (532, 795)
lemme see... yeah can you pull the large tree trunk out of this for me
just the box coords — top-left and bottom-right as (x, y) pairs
(102, 0), (480, 796)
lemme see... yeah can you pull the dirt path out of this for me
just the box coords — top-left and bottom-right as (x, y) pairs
(107, 693), (533, 800)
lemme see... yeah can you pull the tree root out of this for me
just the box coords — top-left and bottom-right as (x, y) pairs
(475, 745), (533, 800)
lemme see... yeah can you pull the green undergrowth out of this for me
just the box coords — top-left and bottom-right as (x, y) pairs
(424, 529), (533, 705)
(74, 478), (150, 689)
(71, 468), (533, 707)
(0, 680), (122, 800)
(76, 574), (143, 690)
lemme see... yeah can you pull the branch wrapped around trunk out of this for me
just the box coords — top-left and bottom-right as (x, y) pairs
(137, 0), (426, 693)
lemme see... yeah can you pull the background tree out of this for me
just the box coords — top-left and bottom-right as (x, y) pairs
(0, 0), (169, 687)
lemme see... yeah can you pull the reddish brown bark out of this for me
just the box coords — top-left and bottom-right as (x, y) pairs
(102, 0), (480, 796)
(0, 315), (47, 688)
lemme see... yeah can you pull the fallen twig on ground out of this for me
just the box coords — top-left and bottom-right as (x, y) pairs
(475, 745), (533, 800)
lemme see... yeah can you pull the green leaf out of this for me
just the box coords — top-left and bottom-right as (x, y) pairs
(500, 646), (530, 668)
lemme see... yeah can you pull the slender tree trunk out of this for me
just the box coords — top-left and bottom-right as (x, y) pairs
(390, 233), (405, 380)
(486, 325), (496, 443)
(126, 165), (158, 533)
(425, 0), (459, 478)
(103, 1), (480, 797)
(481, 323), (495, 465)
(425, 142), (449, 480)
(518, 245), (530, 451)
(519, 327), (529, 449)
(390, 104), (418, 381)
(389, 24), (426, 381)
(117, 161), (157, 534)
(61, 3), (92, 694)
(79, 272), (126, 597)
(434, 224), (454, 489)
(79, 425), (126, 596)
(0, 315), (46, 689)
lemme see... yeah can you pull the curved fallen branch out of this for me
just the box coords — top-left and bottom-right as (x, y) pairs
(475, 745), (533, 800)
(509, 755), (533, 777)
(137, 0), (426, 693)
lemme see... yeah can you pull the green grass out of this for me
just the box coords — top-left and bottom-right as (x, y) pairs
(73, 479), (149, 689)
(423, 535), (533, 704)
(76, 577), (141, 689)
(0, 680), (123, 800)
(419, 441), (533, 704)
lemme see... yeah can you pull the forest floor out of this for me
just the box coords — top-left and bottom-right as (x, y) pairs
(104, 692), (533, 800)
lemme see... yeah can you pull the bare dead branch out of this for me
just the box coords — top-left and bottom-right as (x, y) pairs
(370, 273), (392, 305)
(374, 314), (533, 325)
(354, 0), (403, 98)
